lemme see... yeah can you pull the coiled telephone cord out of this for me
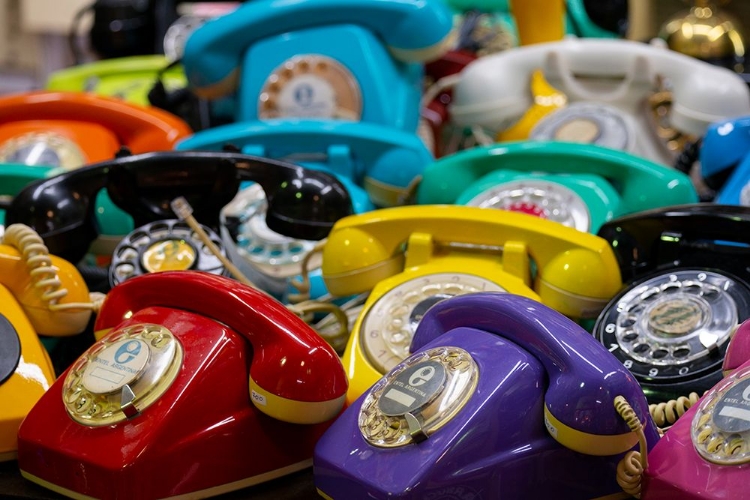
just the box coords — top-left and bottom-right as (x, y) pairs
(649, 392), (702, 434)
(614, 396), (648, 499)
(3, 224), (101, 313)
(171, 198), (351, 351)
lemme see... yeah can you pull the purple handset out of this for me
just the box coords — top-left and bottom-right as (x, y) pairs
(314, 292), (660, 499)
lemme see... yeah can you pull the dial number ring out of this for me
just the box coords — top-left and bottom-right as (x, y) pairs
(361, 273), (505, 374)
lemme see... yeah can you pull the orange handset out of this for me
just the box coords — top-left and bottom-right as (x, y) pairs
(0, 91), (192, 169)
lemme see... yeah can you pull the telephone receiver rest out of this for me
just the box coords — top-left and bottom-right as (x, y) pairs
(176, 119), (434, 208)
(95, 271), (348, 421)
(183, 0), (454, 99)
(596, 204), (750, 282)
(5, 150), (354, 263)
(411, 292), (656, 455)
(449, 38), (750, 136)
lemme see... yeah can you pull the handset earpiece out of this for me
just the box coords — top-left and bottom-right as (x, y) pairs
(411, 292), (657, 456)
(95, 271), (347, 424)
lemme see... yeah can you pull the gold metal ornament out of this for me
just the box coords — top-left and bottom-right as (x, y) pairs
(659, 0), (746, 73)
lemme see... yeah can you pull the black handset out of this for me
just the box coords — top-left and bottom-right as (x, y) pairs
(593, 204), (750, 403)
(5, 150), (354, 265)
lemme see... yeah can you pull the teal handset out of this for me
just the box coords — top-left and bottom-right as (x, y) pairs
(181, 0), (454, 132)
(416, 141), (698, 233)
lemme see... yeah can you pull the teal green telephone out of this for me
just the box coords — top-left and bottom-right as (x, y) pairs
(415, 141), (699, 233)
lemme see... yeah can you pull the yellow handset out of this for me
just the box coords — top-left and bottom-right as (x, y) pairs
(321, 205), (623, 404)
(0, 226), (93, 337)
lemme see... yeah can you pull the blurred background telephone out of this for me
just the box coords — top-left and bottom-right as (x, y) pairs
(593, 204), (750, 404)
(416, 141), (698, 233)
(0, 91), (191, 170)
(698, 115), (750, 205)
(315, 293), (660, 499)
(17, 271), (347, 499)
(445, 37), (750, 166)
(317, 204), (623, 403)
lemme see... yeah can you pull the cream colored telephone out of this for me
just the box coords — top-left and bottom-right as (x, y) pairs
(447, 38), (750, 166)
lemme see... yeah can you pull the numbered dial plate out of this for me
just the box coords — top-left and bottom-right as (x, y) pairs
(62, 323), (183, 426)
(0, 132), (85, 170)
(361, 273), (505, 374)
(691, 365), (750, 465)
(110, 220), (227, 286)
(360, 346), (478, 448)
(465, 179), (591, 231)
(259, 55), (362, 120)
(224, 184), (318, 278)
(597, 270), (743, 384)
(531, 102), (634, 152)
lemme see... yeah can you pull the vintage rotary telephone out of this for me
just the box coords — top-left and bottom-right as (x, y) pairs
(182, 0), (452, 130)
(593, 204), (750, 405)
(698, 115), (750, 205)
(639, 316), (750, 499)
(317, 204), (623, 403)
(4, 151), (353, 292)
(0, 224), (95, 462)
(17, 271), (347, 499)
(0, 91), (192, 170)
(445, 38), (750, 166)
(415, 141), (698, 234)
(314, 292), (660, 499)
(177, 121), (432, 300)
(46, 55), (188, 108)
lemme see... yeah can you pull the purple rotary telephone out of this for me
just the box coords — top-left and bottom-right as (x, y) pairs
(314, 292), (660, 499)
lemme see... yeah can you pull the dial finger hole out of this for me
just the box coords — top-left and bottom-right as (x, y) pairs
(673, 347), (691, 358)
(652, 349), (669, 359)
(621, 331), (638, 342)
(619, 316), (637, 328)
(129, 231), (150, 248)
(633, 344), (650, 354)
(114, 263), (135, 281)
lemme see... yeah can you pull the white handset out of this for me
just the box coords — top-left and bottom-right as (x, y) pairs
(449, 38), (750, 165)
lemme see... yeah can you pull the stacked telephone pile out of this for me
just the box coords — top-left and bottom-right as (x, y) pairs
(1, 0), (750, 499)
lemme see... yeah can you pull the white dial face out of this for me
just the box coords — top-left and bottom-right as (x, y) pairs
(465, 179), (591, 232)
(531, 102), (633, 152)
(258, 55), (362, 121)
(361, 273), (505, 374)
(63, 324), (182, 426)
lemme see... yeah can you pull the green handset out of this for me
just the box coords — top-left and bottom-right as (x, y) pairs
(415, 141), (698, 233)
(45, 55), (187, 107)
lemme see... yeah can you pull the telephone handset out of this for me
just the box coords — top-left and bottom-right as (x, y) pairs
(0, 165), (52, 231)
(183, 0), (453, 131)
(322, 204), (623, 403)
(641, 318), (750, 498)
(314, 293), (660, 499)
(17, 271), (347, 499)
(4, 150), (354, 271)
(593, 204), (750, 404)
(699, 115), (750, 205)
(0, 91), (192, 170)
(45, 55), (188, 108)
(0, 223), (93, 461)
(416, 141), (698, 233)
(447, 38), (750, 166)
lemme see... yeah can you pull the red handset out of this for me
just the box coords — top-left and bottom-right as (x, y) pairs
(17, 271), (347, 499)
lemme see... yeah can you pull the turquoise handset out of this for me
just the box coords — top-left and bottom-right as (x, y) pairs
(182, 0), (454, 132)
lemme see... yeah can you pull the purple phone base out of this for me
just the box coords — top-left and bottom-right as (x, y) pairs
(315, 310), (663, 497)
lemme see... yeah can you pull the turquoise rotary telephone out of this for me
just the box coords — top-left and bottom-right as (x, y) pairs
(181, 0), (454, 132)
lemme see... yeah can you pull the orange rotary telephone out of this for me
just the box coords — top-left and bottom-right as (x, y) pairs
(17, 271), (347, 499)
(0, 91), (192, 169)
(0, 224), (94, 462)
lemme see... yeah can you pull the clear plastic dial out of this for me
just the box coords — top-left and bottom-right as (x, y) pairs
(0, 132), (85, 170)
(361, 273), (505, 374)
